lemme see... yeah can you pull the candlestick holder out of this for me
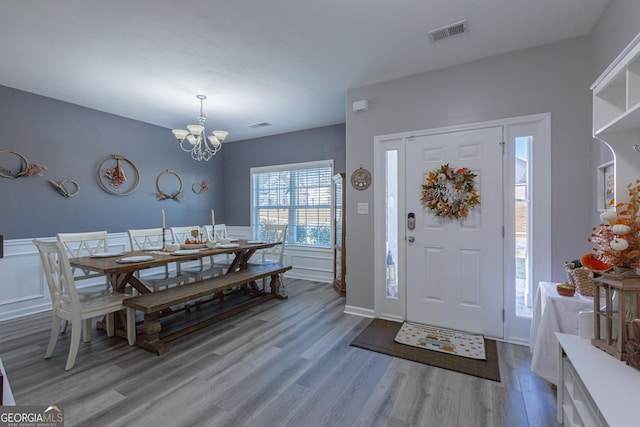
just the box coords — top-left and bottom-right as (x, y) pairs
(162, 228), (166, 251)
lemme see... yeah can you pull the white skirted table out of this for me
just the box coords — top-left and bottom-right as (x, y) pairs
(530, 281), (594, 384)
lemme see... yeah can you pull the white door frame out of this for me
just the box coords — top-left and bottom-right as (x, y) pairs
(373, 113), (551, 345)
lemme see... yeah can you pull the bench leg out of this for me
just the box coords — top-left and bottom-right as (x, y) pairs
(269, 274), (288, 300)
(136, 313), (167, 355)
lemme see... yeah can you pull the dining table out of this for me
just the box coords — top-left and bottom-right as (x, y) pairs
(69, 239), (282, 295)
(69, 239), (285, 342)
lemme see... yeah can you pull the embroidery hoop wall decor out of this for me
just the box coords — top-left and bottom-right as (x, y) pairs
(192, 179), (210, 194)
(98, 154), (140, 196)
(351, 167), (371, 191)
(0, 150), (47, 179)
(421, 163), (480, 220)
(49, 179), (80, 198)
(156, 169), (185, 201)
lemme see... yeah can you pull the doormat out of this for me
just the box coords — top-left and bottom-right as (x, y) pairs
(394, 322), (486, 360)
(350, 319), (500, 382)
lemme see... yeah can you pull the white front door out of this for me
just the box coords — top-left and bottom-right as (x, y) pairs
(405, 127), (504, 338)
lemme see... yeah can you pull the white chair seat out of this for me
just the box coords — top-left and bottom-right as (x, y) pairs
(75, 292), (128, 309)
(179, 264), (224, 281)
(138, 271), (189, 291)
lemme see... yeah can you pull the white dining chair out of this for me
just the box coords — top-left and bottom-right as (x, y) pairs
(128, 228), (190, 291)
(253, 224), (288, 290)
(33, 239), (135, 370)
(170, 226), (223, 281)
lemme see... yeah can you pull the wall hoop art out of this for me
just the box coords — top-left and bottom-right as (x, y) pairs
(49, 179), (80, 198)
(0, 150), (47, 179)
(192, 179), (210, 194)
(98, 154), (140, 196)
(597, 160), (615, 211)
(156, 169), (185, 201)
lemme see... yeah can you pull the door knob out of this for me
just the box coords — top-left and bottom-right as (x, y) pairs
(408, 236), (415, 243)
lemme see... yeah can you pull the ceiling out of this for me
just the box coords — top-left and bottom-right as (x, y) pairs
(0, 0), (610, 143)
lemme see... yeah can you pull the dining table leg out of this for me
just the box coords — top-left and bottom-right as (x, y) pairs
(226, 248), (259, 273)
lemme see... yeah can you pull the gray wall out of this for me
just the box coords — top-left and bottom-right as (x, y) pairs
(345, 37), (594, 310)
(0, 87), (345, 240)
(589, 0), (640, 82)
(222, 124), (346, 225)
(0, 85), (224, 239)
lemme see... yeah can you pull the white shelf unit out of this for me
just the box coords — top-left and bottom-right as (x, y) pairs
(556, 333), (640, 426)
(591, 32), (640, 204)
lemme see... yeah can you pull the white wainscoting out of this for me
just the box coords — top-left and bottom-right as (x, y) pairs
(0, 228), (333, 321)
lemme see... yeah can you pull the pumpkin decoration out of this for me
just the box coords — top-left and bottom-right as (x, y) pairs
(557, 282), (576, 297)
(580, 253), (613, 273)
(588, 180), (640, 269)
(610, 237), (630, 251)
(612, 224), (631, 235)
(600, 210), (618, 221)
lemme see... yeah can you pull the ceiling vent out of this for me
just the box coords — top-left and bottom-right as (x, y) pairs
(427, 20), (468, 43)
(249, 122), (272, 129)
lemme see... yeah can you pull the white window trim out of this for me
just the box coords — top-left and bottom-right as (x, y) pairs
(250, 159), (334, 248)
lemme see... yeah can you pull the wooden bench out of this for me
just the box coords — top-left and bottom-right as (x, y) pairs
(124, 263), (291, 354)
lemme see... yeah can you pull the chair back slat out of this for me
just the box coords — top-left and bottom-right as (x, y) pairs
(170, 226), (201, 244)
(33, 240), (81, 311)
(128, 228), (171, 276)
(204, 224), (228, 241)
(128, 228), (164, 251)
(213, 224), (228, 240)
(56, 231), (109, 280)
(261, 224), (288, 263)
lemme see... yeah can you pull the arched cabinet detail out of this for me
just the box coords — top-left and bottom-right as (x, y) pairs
(591, 32), (640, 205)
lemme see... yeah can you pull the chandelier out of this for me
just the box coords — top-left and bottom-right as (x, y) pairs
(171, 95), (229, 161)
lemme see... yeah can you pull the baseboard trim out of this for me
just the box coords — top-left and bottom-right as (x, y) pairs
(344, 305), (375, 318)
(378, 314), (404, 323)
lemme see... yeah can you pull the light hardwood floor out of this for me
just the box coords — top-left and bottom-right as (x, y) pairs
(0, 279), (559, 426)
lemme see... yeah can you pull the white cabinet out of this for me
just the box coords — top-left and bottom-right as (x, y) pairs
(556, 333), (640, 426)
(592, 32), (640, 203)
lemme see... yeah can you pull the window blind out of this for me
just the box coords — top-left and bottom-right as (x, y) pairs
(251, 160), (333, 247)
